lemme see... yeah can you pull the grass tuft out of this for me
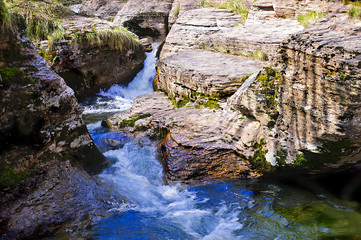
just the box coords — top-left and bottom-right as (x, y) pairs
(199, 0), (248, 24)
(348, 6), (361, 20)
(297, 11), (324, 27)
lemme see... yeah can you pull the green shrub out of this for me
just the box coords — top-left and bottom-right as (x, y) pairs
(297, 11), (324, 27)
(348, 6), (361, 20)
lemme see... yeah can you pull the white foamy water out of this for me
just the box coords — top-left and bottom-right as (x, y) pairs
(84, 42), (244, 238)
(83, 43), (159, 115)
(98, 142), (244, 239)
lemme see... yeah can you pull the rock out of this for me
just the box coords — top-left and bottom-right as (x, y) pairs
(229, 6), (361, 168)
(79, 0), (126, 19)
(104, 92), (259, 181)
(113, 0), (173, 40)
(273, 0), (334, 18)
(157, 50), (263, 100)
(168, 0), (203, 27)
(139, 38), (153, 52)
(0, 28), (111, 238)
(274, 7), (361, 164)
(42, 16), (146, 101)
(160, 7), (303, 61)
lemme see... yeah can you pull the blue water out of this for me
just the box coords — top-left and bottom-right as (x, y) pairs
(76, 44), (361, 239)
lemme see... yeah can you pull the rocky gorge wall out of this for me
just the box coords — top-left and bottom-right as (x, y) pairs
(104, 0), (361, 180)
(0, 23), (113, 238)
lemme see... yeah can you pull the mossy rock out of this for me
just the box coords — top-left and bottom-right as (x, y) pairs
(0, 67), (34, 87)
(0, 165), (31, 189)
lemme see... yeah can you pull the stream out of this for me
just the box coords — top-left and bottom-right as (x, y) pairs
(65, 45), (361, 239)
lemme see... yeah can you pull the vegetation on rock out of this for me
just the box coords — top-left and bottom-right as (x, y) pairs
(199, 0), (248, 24)
(3, 0), (71, 41)
(348, 6), (361, 20)
(297, 11), (324, 27)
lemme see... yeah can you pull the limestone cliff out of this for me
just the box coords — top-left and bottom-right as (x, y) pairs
(105, 1), (361, 180)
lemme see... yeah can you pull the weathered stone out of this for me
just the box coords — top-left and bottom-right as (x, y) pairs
(113, 0), (173, 40)
(275, 8), (361, 162)
(229, 7), (361, 167)
(80, 0), (126, 18)
(104, 92), (259, 180)
(157, 50), (263, 101)
(160, 7), (303, 61)
(273, 0), (334, 18)
(41, 16), (146, 101)
(0, 29), (110, 238)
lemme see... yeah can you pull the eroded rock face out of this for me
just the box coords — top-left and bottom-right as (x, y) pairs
(229, 7), (361, 167)
(160, 7), (303, 61)
(273, 0), (334, 18)
(42, 16), (146, 101)
(276, 8), (361, 163)
(113, 0), (173, 40)
(103, 92), (258, 181)
(157, 50), (263, 100)
(0, 30), (111, 238)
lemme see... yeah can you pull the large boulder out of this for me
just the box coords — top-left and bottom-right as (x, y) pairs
(113, 0), (173, 40)
(160, 6), (303, 61)
(41, 16), (146, 101)
(157, 50), (263, 101)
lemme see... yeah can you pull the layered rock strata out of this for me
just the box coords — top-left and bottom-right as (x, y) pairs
(160, 7), (303, 61)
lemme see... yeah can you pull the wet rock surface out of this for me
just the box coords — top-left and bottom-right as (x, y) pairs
(0, 29), (111, 238)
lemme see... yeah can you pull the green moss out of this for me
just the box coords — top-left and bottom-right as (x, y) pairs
(274, 201), (361, 236)
(257, 67), (282, 110)
(297, 11), (324, 27)
(118, 113), (151, 128)
(0, 165), (31, 189)
(0, 66), (33, 86)
(293, 153), (307, 167)
(198, 99), (220, 109)
(249, 138), (274, 173)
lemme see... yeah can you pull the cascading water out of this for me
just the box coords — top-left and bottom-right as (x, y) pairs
(76, 44), (361, 239)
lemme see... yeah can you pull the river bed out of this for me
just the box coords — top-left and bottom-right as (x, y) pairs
(54, 44), (361, 239)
